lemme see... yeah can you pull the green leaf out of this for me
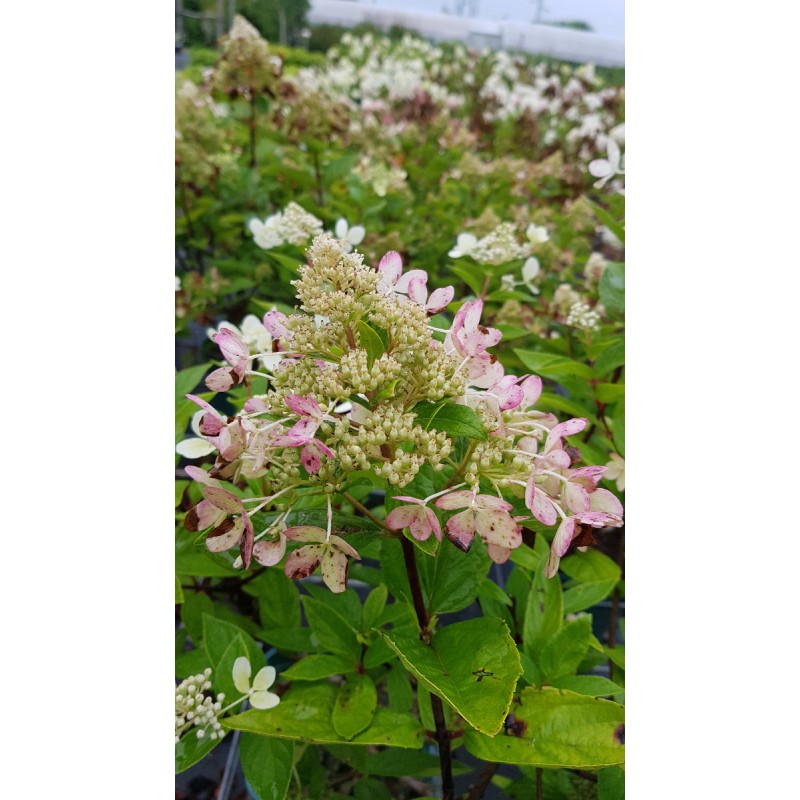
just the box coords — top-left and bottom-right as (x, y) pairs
(595, 383), (625, 403)
(225, 683), (424, 748)
(243, 569), (301, 631)
(539, 617), (593, 681)
(333, 673), (378, 740)
(599, 263), (625, 315)
(419, 537), (489, 614)
(413, 401), (487, 440)
(597, 765), (626, 800)
(560, 550), (621, 613)
(378, 617), (522, 735)
(611, 400), (625, 456)
(302, 596), (360, 659)
(282, 654), (356, 681)
(550, 675), (623, 697)
(593, 339), (625, 377)
(448, 264), (484, 296)
(362, 585), (388, 632)
(588, 200), (625, 244)
(535, 392), (597, 424)
(175, 362), (211, 402)
(563, 580), (619, 614)
(175, 730), (220, 773)
(175, 575), (185, 605)
(202, 615), (264, 703)
(181, 592), (215, 644)
(464, 687), (625, 768)
(522, 566), (563, 662)
(364, 748), (471, 777)
(386, 663), (414, 713)
(356, 320), (386, 369)
(239, 734), (293, 800)
(515, 350), (593, 380)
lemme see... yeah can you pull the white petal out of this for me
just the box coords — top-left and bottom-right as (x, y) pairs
(606, 139), (621, 171)
(176, 437), (217, 459)
(522, 257), (540, 283)
(232, 656), (252, 694)
(335, 218), (348, 239)
(588, 158), (612, 179)
(347, 225), (365, 245)
(189, 410), (206, 438)
(252, 665), (276, 692)
(250, 690), (281, 710)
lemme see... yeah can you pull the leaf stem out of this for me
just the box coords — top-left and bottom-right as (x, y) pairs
(465, 761), (498, 800)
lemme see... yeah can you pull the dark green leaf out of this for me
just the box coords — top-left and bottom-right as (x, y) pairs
(282, 654), (356, 681)
(599, 263), (625, 315)
(356, 320), (387, 369)
(239, 734), (293, 800)
(332, 673), (378, 740)
(550, 675), (623, 697)
(515, 350), (593, 380)
(539, 617), (593, 681)
(413, 401), (487, 440)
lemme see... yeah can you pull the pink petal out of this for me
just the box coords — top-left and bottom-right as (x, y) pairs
(423, 507), (442, 542)
(184, 466), (221, 487)
(426, 286), (454, 313)
(525, 478), (558, 526)
(283, 526), (327, 543)
(407, 275), (429, 306)
(205, 367), (237, 392)
(462, 299), (484, 332)
(444, 509), (476, 552)
(218, 420), (247, 461)
(284, 544), (325, 580)
(386, 505), (422, 531)
(244, 397), (269, 413)
(391, 495), (426, 505)
(498, 385), (524, 411)
(435, 490), (473, 510)
(329, 535), (361, 559)
(213, 328), (249, 372)
(301, 442), (321, 474)
(312, 438), (335, 458)
(487, 544), (511, 564)
(545, 418), (588, 452)
(394, 269), (428, 294)
(320, 548), (348, 593)
(475, 494), (513, 512)
(475, 509), (521, 549)
(378, 251), (403, 286)
(552, 517), (577, 558)
(284, 394), (321, 418)
(547, 448), (572, 470)
(520, 376), (542, 407)
(263, 310), (290, 339)
(186, 499), (226, 531)
(203, 486), (243, 514)
(564, 481), (591, 514)
(253, 536), (287, 566)
(589, 488), (624, 519)
(575, 511), (618, 527)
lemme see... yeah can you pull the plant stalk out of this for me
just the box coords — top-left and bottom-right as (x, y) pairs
(399, 536), (455, 800)
(248, 94), (257, 168)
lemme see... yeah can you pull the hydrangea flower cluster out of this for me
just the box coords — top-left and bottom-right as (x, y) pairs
(249, 202), (324, 250)
(181, 233), (623, 591)
(175, 669), (226, 742)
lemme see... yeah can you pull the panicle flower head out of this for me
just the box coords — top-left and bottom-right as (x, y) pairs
(175, 668), (226, 742)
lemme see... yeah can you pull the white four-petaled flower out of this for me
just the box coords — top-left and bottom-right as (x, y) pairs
(333, 218), (366, 252)
(232, 656), (280, 709)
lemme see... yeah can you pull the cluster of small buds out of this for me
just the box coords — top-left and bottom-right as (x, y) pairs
(566, 302), (601, 332)
(175, 669), (226, 742)
(469, 222), (533, 265)
(250, 202), (324, 251)
(552, 283), (583, 317)
(353, 157), (408, 197)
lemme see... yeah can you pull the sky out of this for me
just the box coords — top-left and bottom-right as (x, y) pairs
(359, 0), (625, 41)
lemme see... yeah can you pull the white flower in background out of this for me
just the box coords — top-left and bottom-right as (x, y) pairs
(232, 656), (280, 710)
(605, 453), (625, 492)
(521, 257), (540, 294)
(566, 301), (601, 332)
(249, 213), (284, 250)
(589, 139), (624, 190)
(280, 202), (324, 245)
(584, 252), (608, 285)
(175, 276), (182, 291)
(333, 218), (366, 252)
(526, 224), (549, 246)
(500, 274), (517, 291)
(176, 410), (217, 459)
(448, 232), (478, 258)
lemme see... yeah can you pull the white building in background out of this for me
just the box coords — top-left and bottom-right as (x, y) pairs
(308, 0), (624, 67)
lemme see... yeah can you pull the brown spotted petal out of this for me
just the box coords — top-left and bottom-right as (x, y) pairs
(320, 547), (349, 593)
(329, 535), (360, 560)
(203, 486), (244, 514)
(444, 508), (476, 552)
(206, 517), (244, 553)
(283, 525), (327, 543)
(284, 543), (326, 580)
(253, 535), (287, 567)
(474, 507), (522, 550)
(185, 499), (226, 532)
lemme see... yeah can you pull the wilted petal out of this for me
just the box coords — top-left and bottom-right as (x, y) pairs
(564, 481), (591, 514)
(589, 488), (624, 519)
(184, 466), (221, 487)
(525, 478), (558, 526)
(284, 544), (325, 580)
(329, 535), (360, 559)
(232, 656), (252, 693)
(301, 442), (321, 474)
(444, 509), (476, 552)
(386, 505), (422, 531)
(487, 544), (511, 564)
(205, 366), (237, 392)
(204, 486), (243, 514)
(185, 499), (226, 532)
(206, 517), (244, 552)
(320, 547), (349, 593)
(253, 536), (287, 566)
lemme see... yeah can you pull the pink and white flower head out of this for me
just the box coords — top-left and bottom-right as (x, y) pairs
(282, 526), (361, 593)
(435, 491), (522, 561)
(406, 275), (454, 315)
(386, 497), (442, 542)
(446, 299), (505, 388)
(270, 395), (325, 448)
(376, 251), (427, 297)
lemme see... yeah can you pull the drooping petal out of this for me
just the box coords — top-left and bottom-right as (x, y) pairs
(232, 656), (252, 694)
(545, 418), (588, 452)
(204, 486), (243, 514)
(253, 536), (287, 566)
(394, 269), (428, 294)
(320, 547), (349, 593)
(564, 481), (591, 514)
(329, 535), (361, 559)
(589, 488), (624, 519)
(205, 366), (238, 392)
(386, 505), (423, 531)
(487, 544), (511, 564)
(552, 517), (577, 559)
(426, 286), (454, 313)
(525, 478), (558, 526)
(284, 544), (325, 580)
(444, 509), (476, 552)
(206, 517), (245, 552)
(423, 507), (442, 542)
(213, 328), (249, 373)
(184, 466), (222, 487)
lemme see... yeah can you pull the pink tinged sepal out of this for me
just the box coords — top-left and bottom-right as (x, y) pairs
(284, 544), (325, 580)
(187, 499), (226, 531)
(590, 487), (623, 515)
(545, 517), (578, 578)
(525, 477), (558, 526)
(186, 395), (225, 436)
(244, 397), (270, 413)
(377, 251), (403, 288)
(393, 268), (427, 294)
(563, 481), (591, 514)
(206, 517), (244, 553)
(487, 544), (512, 565)
(184, 466), (222, 487)
(545, 418), (588, 452)
(203, 486), (243, 514)
(426, 286), (454, 313)
(205, 367), (238, 392)
(475, 494), (513, 512)
(386, 505), (441, 542)
(320, 548), (349, 593)
(283, 526), (327, 543)
(263, 310), (290, 339)
(218, 420), (247, 462)
(213, 328), (249, 373)
(570, 465), (607, 490)
(546, 448), (572, 470)
(475, 509), (521, 549)
(434, 490), (473, 510)
(284, 394), (322, 418)
(301, 442), (321, 474)
(253, 536), (287, 567)
(444, 509), (476, 552)
(520, 375), (543, 408)
(329, 535), (360, 559)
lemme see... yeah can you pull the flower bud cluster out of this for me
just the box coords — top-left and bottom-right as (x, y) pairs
(175, 668), (226, 742)
(566, 301), (601, 332)
(250, 202), (324, 251)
